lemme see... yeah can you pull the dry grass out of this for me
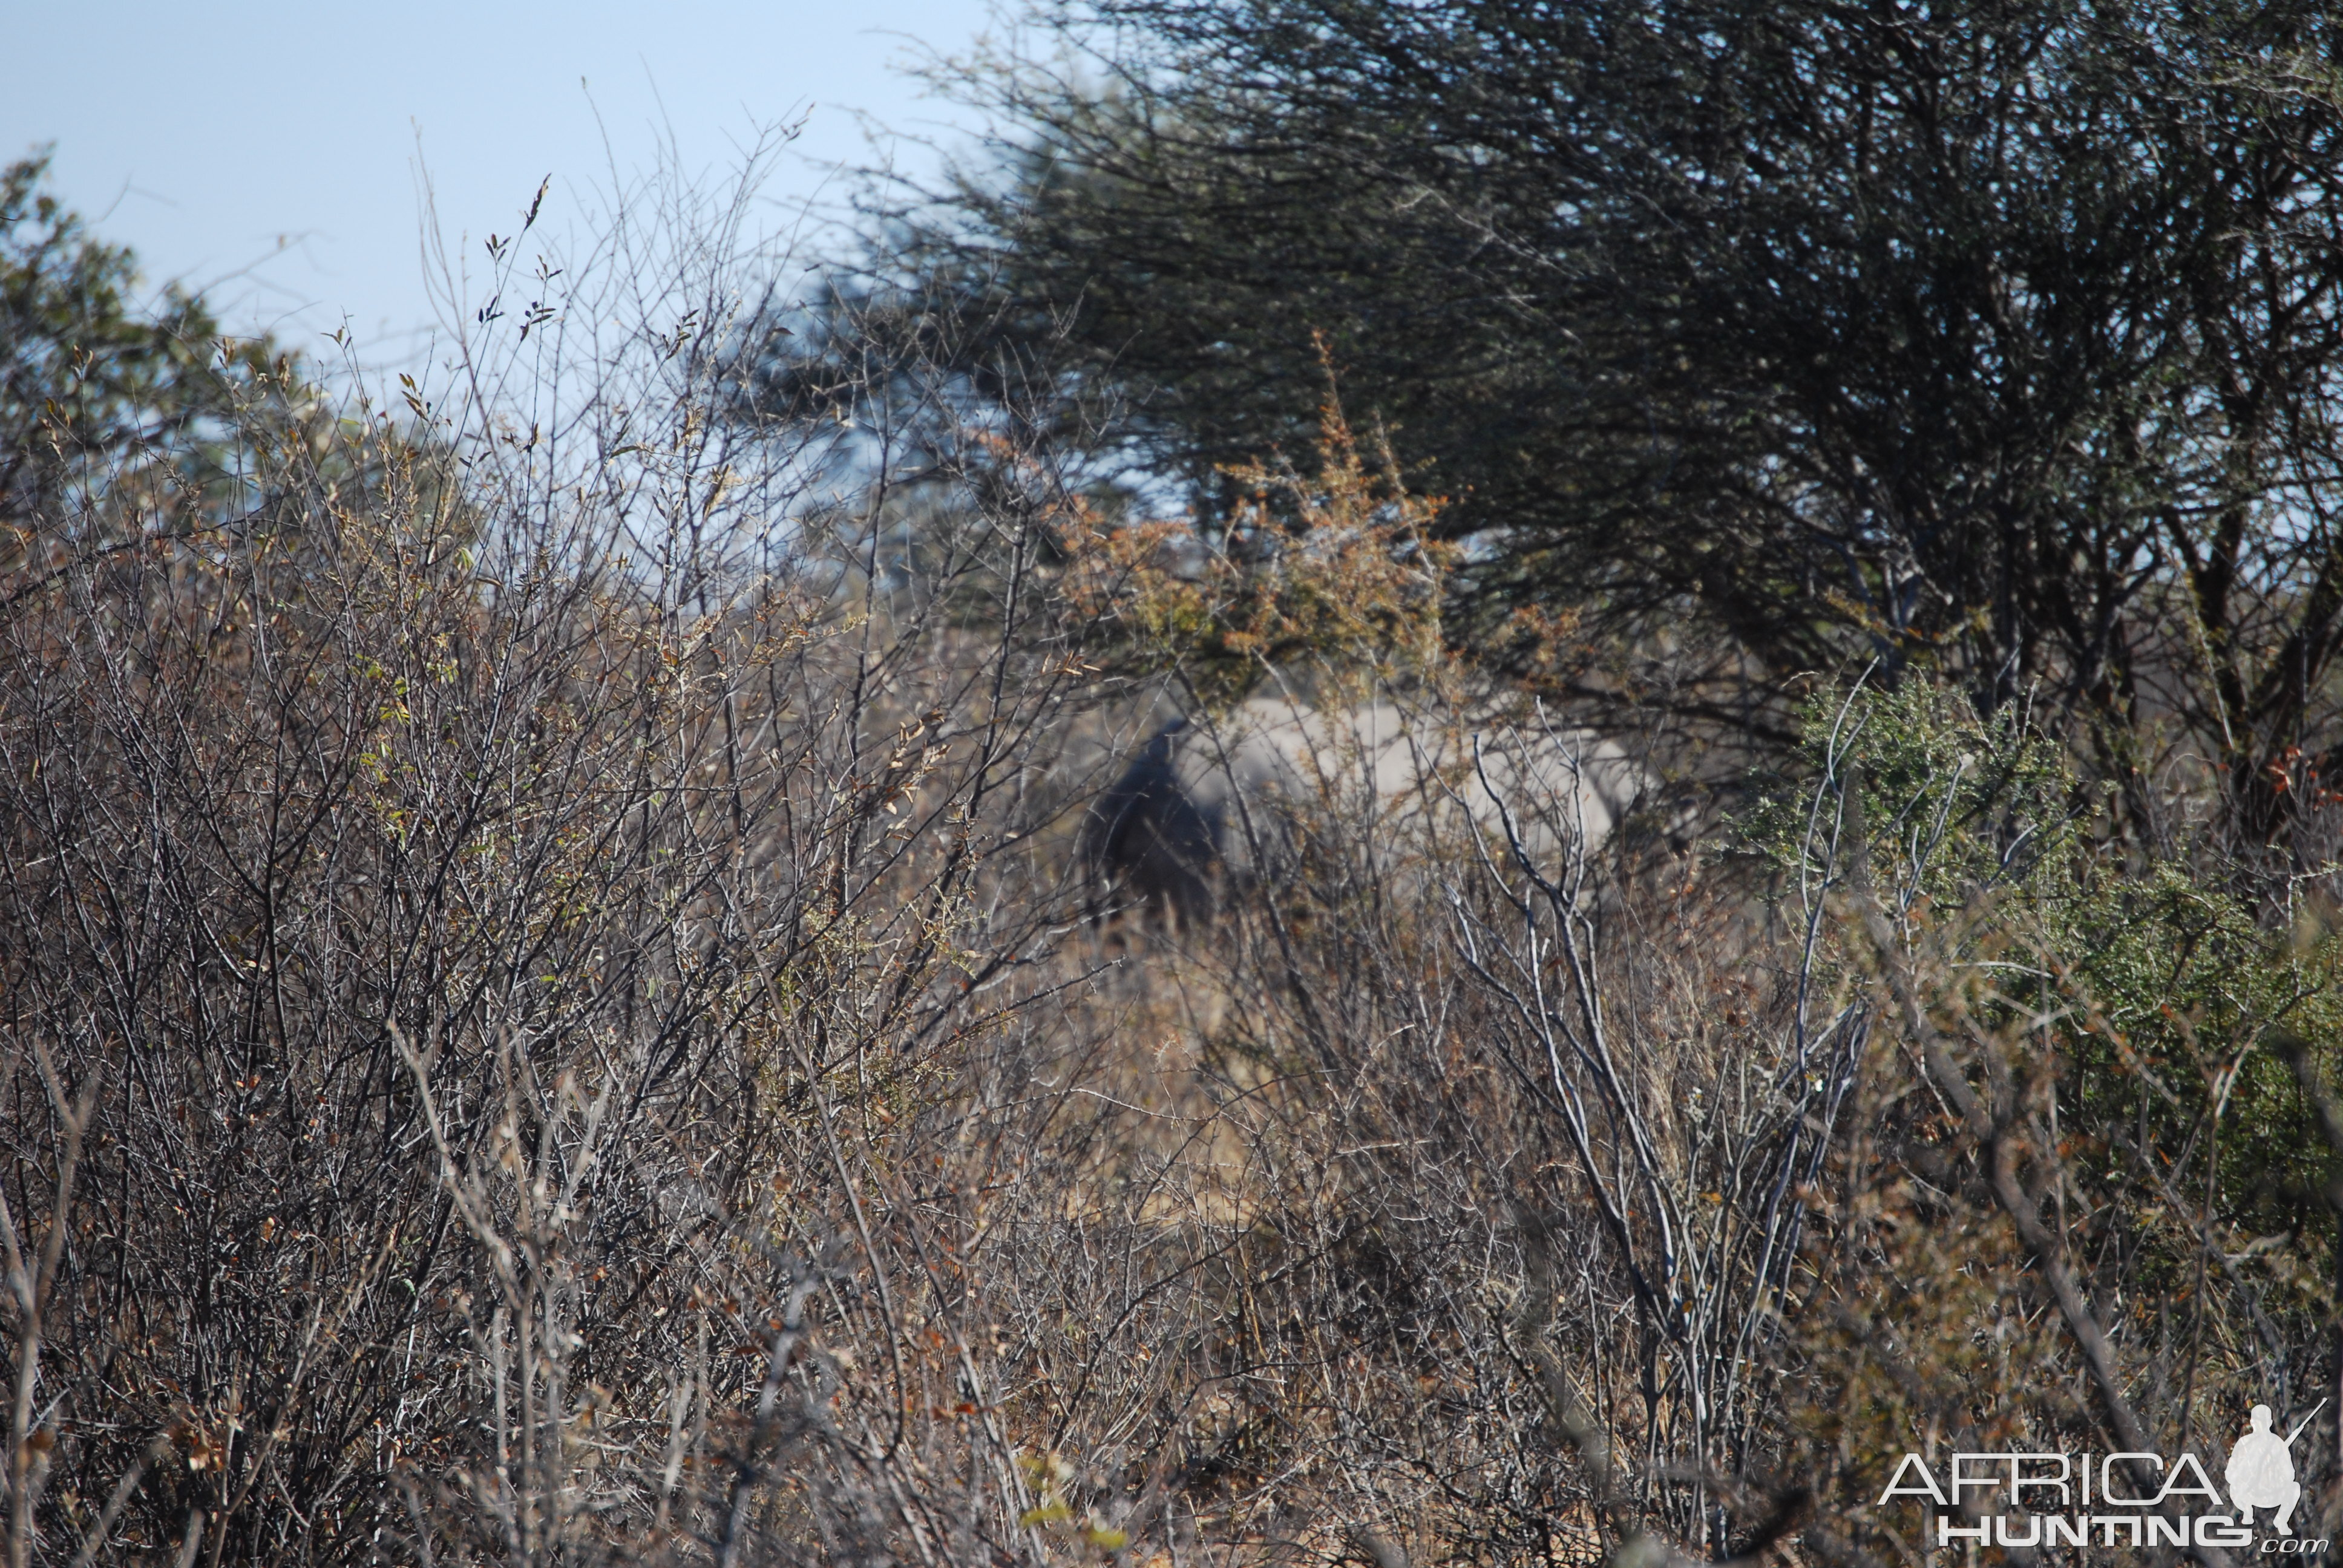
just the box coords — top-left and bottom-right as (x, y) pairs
(0, 157), (2337, 1568)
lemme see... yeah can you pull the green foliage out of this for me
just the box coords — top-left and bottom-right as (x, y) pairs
(1745, 678), (2085, 917)
(0, 151), (282, 533)
(1757, 675), (2342, 1272)
(2057, 864), (2343, 1246)
(843, 0), (2343, 857)
(1742, 680), (2341, 1558)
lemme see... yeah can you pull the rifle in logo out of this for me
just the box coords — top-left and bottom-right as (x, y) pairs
(2229, 1399), (2325, 1536)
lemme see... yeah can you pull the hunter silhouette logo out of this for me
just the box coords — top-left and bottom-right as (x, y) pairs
(1875, 1397), (2332, 1553)
(2229, 1402), (2321, 1537)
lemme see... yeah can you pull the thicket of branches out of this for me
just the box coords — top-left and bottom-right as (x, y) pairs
(1, 65), (2342, 1568)
(0, 149), (1138, 1561)
(808, 0), (2343, 864)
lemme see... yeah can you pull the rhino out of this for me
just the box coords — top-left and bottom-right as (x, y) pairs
(1080, 695), (1654, 924)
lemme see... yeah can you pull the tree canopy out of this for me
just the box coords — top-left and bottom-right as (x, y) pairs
(833, 0), (2343, 852)
(0, 152), (282, 532)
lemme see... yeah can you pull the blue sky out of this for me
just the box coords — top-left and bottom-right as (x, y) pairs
(7, 0), (1000, 361)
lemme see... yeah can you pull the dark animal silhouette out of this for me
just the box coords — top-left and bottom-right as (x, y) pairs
(1081, 696), (1652, 924)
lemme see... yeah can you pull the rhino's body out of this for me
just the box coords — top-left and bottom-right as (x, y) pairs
(1081, 696), (1650, 923)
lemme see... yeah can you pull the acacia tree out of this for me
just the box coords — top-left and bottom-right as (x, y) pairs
(831, 0), (2343, 857)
